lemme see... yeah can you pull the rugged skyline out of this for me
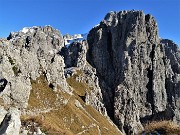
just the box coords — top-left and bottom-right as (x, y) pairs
(0, 10), (179, 135)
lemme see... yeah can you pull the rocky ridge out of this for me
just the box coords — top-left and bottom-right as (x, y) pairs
(0, 10), (179, 135)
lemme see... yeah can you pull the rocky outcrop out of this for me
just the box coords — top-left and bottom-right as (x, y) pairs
(87, 10), (180, 134)
(0, 107), (21, 135)
(161, 39), (180, 123)
(60, 41), (87, 68)
(61, 40), (107, 116)
(0, 26), (71, 134)
(82, 62), (108, 116)
(0, 26), (69, 109)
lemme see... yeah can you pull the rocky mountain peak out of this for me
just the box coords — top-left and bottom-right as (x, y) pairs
(7, 26), (64, 51)
(87, 10), (180, 134)
(8, 26), (61, 39)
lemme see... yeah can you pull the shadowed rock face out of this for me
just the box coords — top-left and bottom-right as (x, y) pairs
(60, 42), (86, 68)
(87, 10), (180, 134)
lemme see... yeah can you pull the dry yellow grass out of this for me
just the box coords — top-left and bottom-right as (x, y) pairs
(142, 120), (180, 135)
(28, 75), (58, 109)
(66, 70), (122, 135)
(23, 73), (122, 135)
(84, 105), (122, 135)
(66, 70), (92, 96)
(0, 97), (4, 106)
(21, 115), (69, 135)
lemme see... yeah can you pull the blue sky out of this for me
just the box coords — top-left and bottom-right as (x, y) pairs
(0, 0), (179, 45)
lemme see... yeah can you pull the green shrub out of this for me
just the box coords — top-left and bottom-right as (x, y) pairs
(12, 66), (19, 76)
(8, 57), (15, 65)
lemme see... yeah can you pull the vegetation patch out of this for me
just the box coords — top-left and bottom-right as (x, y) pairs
(28, 75), (60, 110)
(0, 97), (4, 106)
(141, 120), (180, 135)
(23, 96), (94, 135)
(12, 66), (19, 76)
(8, 56), (15, 65)
(23, 72), (122, 135)
(23, 96), (122, 135)
(66, 70), (90, 96)
(8, 57), (21, 76)
(84, 105), (121, 135)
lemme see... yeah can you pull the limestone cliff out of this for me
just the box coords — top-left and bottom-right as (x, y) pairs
(87, 10), (180, 134)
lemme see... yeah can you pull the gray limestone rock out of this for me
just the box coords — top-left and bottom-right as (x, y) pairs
(82, 63), (107, 116)
(0, 106), (7, 124)
(61, 40), (107, 116)
(0, 26), (70, 109)
(0, 107), (21, 135)
(60, 41), (87, 68)
(87, 10), (180, 134)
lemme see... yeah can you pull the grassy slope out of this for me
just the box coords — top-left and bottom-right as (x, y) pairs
(21, 73), (122, 135)
(141, 120), (180, 135)
(66, 70), (91, 96)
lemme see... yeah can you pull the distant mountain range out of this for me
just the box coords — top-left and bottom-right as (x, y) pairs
(63, 33), (88, 46)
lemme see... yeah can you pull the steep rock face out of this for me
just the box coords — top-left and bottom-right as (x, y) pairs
(60, 41), (86, 68)
(61, 40), (107, 116)
(87, 10), (180, 134)
(0, 26), (69, 109)
(161, 39), (180, 123)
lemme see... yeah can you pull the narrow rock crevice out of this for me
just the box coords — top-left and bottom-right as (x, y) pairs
(146, 67), (154, 115)
(0, 114), (11, 134)
(147, 44), (156, 116)
(0, 78), (8, 93)
(49, 83), (54, 89)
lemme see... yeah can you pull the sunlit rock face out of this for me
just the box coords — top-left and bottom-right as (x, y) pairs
(0, 26), (70, 109)
(87, 10), (180, 134)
